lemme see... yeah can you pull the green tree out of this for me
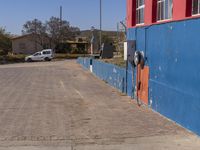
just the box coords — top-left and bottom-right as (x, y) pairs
(46, 17), (80, 49)
(102, 33), (115, 44)
(0, 28), (12, 55)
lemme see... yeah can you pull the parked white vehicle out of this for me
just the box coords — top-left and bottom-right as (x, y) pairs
(25, 49), (54, 62)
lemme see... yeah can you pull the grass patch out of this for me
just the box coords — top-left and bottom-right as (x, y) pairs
(101, 57), (126, 68)
(0, 53), (89, 65)
(54, 53), (89, 60)
(0, 54), (26, 64)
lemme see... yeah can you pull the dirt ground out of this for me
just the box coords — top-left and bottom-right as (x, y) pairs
(0, 60), (199, 150)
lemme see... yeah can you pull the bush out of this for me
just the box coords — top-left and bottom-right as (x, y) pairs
(55, 43), (71, 53)
(0, 53), (26, 64)
(54, 53), (88, 59)
(71, 47), (79, 54)
(5, 54), (26, 63)
(0, 50), (8, 55)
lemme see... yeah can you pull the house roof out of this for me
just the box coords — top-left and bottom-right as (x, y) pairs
(11, 34), (33, 40)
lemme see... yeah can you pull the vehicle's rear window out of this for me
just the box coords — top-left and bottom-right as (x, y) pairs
(43, 51), (51, 55)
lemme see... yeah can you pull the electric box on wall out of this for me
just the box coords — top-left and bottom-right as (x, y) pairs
(124, 40), (136, 63)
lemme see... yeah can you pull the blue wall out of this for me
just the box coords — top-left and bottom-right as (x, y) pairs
(92, 59), (126, 93)
(77, 57), (135, 96)
(127, 18), (200, 135)
(77, 57), (90, 70)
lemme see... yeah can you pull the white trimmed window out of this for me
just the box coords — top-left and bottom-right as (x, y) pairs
(192, 0), (200, 15)
(157, 0), (173, 21)
(136, 0), (145, 24)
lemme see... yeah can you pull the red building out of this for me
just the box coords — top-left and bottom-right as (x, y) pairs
(127, 0), (200, 27)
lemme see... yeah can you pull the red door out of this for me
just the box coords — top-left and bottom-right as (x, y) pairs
(136, 65), (149, 105)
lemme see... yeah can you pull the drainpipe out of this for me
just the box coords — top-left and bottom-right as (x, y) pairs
(125, 59), (128, 94)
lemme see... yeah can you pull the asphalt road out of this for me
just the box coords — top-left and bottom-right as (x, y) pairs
(0, 60), (199, 150)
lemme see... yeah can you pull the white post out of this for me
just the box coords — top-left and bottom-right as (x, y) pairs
(91, 43), (94, 55)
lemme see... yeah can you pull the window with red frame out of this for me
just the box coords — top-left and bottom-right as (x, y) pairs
(192, 0), (200, 15)
(157, 0), (173, 21)
(136, 0), (145, 24)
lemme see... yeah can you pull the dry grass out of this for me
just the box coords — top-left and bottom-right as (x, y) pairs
(101, 57), (126, 68)
(0, 53), (89, 64)
(54, 53), (89, 60)
(0, 54), (27, 64)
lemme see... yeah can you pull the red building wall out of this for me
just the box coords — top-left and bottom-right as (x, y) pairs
(144, 0), (157, 25)
(127, 0), (136, 28)
(127, 0), (197, 28)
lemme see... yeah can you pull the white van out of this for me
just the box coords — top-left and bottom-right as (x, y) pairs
(25, 49), (54, 62)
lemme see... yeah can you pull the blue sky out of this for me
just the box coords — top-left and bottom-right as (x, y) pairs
(0, 0), (126, 35)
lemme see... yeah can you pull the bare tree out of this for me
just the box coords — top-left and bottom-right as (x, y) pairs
(22, 17), (80, 50)
(22, 19), (48, 49)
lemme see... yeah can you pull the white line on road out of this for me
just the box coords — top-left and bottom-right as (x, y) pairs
(74, 88), (84, 99)
(60, 80), (84, 99)
(60, 80), (65, 89)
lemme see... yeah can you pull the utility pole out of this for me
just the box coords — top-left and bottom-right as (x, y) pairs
(60, 6), (63, 43)
(60, 6), (63, 27)
(91, 26), (95, 55)
(34, 19), (37, 51)
(100, 0), (102, 49)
